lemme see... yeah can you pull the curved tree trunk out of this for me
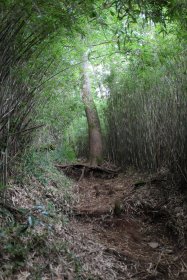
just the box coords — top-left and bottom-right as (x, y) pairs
(82, 51), (103, 166)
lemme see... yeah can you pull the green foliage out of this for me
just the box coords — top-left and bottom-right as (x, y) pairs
(66, 115), (89, 159)
(50, 143), (76, 163)
(104, 0), (187, 28)
(0, 0), (103, 184)
(22, 148), (72, 186)
(0, 182), (6, 192)
(0, 0), (186, 183)
(104, 34), (187, 180)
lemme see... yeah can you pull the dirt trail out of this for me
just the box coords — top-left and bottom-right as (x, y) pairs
(71, 174), (187, 280)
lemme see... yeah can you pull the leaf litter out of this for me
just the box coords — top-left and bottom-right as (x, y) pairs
(0, 169), (186, 279)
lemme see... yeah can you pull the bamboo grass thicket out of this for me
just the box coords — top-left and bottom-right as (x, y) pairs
(0, 5), (61, 184)
(105, 50), (187, 184)
(0, 13), (35, 184)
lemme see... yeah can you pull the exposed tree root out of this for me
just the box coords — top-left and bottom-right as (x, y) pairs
(55, 163), (120, 180)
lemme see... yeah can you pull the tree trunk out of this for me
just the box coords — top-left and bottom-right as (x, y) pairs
(82, 51), (103, 166)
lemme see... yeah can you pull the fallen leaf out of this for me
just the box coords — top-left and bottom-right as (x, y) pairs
(148, 242), (159, 249)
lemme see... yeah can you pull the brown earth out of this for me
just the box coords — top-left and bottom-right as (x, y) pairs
(71, 173), (187, 280)
(1, 169), (186, 279)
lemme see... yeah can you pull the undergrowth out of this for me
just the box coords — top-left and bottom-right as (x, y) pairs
(21, 148), (72, 186)
(0, 147), (86, 279)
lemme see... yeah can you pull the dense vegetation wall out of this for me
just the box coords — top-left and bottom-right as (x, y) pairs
(105, 48), (187, 181)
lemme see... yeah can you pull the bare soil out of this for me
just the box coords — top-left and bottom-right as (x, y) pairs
(71, 173), (187, 280)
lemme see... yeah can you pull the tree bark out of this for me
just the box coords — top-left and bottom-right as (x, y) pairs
(82, 51), (103, 166)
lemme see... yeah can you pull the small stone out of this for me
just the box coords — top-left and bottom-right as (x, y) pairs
(148, 242), (159, 249)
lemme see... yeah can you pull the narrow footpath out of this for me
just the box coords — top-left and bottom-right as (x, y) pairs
(69, 172), (187, 280)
